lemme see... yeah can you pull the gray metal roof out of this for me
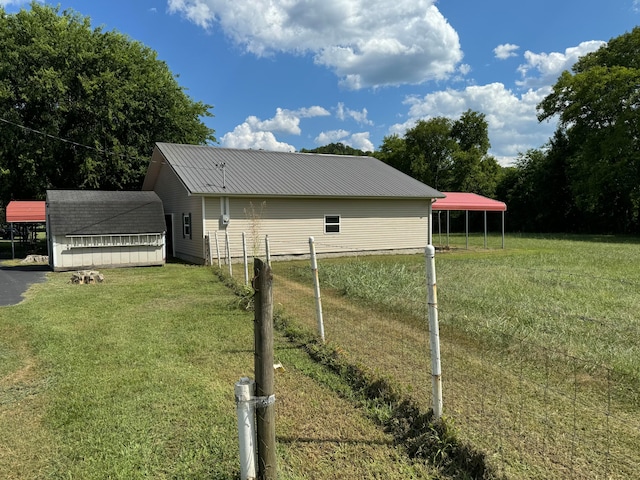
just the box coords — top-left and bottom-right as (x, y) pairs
(46, 190), (165, 236)
(148, 142), (444, 199)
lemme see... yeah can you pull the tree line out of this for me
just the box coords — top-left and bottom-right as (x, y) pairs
(2, 4), (639, 234)
(310, 28), (640, 235)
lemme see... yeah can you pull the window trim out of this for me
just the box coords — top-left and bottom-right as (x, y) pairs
(183, 213), (192, 239)
(324, 214), (341, 234)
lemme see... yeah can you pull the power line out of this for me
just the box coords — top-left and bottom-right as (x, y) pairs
(0, 116), (144, 161)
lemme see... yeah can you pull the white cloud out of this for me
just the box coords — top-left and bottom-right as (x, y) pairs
(516, 40), (605, 88)
(0, 0), (41, 5)
(315, 129), (350, 145)
(335, 102), (373, 126)
(314, 129), (374, 152)
(221, 106), (328, 151)
(494, 43), (519, 60)
(393, 83), (556, 165)
(166, 0), (463, 89)
(634, 0), (640, 12)
(220, 123), (295, 152)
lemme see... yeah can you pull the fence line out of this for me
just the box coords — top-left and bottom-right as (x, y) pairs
(218, 232), (639, 478)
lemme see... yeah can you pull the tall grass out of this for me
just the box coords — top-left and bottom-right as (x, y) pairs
(271, 234), (640, 478)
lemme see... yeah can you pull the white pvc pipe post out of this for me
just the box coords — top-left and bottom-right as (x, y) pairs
(309, 237), (325, 343)
(207, 231), (213, 266)
(425, 245), (443, 419)
(265, 235), (271, 267)
(215, 232), (221, 268)
(235, 377), (257, 480)
(225, 230), (232, 276)
(242, 232), (249, 285)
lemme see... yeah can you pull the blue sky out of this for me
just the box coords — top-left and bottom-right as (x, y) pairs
(2, 0), (640, 164)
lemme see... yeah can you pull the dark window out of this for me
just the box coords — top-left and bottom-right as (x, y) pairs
(324, 215), (340, 234)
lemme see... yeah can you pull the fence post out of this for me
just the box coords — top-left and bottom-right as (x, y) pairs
(215, 232), (221, 268)
(253, 258), (277, 480)
(242, 232), (249, 285)
(206, 231), (213, 266)
(425, 244), (443, 419)
(265, 235), (271, 267)
(225, 230), (232, 276)
(309, 237), (325, 343)
(235, 377), (257, 480)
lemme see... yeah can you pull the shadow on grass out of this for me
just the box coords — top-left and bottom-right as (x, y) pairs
(0, 263), (50, 272)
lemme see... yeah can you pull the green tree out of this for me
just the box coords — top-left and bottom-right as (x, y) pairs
(0, 3), (214, 204)
(377, 110), (502, 196)
(299, 142), (368, 156)
(538, 27), (640, 232)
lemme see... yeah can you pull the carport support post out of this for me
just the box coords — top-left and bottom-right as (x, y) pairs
(253, 258), (277, 479)
(10, 221), (15, 259)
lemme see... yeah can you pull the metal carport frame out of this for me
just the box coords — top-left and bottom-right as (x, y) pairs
(432, 192), (507, 249)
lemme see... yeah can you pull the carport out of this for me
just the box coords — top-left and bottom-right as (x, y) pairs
(5, 201), (46, 259)
(432, 192), (507, 249)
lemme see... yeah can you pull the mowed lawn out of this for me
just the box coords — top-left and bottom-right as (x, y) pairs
(0, 263), (439, 479)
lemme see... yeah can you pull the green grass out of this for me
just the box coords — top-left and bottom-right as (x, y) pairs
(1, 263), (441, 479)
(269, 234), (640, 479)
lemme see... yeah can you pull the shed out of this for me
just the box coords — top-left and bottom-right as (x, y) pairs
(46, 190), (166, 271)
(432, 192), (507, 249)
(142, 142), (444, 264)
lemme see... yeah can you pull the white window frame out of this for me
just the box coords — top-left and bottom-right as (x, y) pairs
(324, 214), (341, 234)
(67, 234), (163, 248)
(183, 213), (192, 239)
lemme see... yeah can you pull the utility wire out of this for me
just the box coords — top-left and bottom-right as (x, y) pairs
(0, 116), (143, 160)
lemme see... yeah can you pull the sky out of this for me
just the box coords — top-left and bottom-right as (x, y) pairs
(2, 0), (640, 165)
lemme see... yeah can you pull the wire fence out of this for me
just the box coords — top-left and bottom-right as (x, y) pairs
(217, 233), (640, 479)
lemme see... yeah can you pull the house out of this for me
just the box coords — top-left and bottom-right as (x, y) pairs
(142, 142), (444, 264)
(46, 190), (166, 271)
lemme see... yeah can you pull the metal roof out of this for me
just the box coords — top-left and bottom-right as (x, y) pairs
(145, 143), (444, 199)
(6, 201), (46, 223)
(46, 190), (166, 235)
(432, 192), (507, 212)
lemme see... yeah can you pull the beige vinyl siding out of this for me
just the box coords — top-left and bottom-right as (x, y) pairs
(154, 164), (204, 263)
(204, 196), (429, 259)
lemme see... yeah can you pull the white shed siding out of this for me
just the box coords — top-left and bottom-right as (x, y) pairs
(154, 165), (203, 263)
(51, 235), (164, 271)
(203, 196), (429, 260)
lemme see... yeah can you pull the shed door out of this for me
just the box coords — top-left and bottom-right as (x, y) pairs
(165, 214), (174, 258)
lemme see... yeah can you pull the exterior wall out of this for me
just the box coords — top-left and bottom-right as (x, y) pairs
(203, 196), (430, 261)
(50, 235), (164, 272)
(153, 164), (205, 263)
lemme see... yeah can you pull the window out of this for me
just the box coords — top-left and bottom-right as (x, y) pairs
(183, 213), (192, 239)
(324, 215), (341, 234)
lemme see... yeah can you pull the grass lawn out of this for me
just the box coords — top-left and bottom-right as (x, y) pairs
(0, 262), (439, 479)
(267, 233), (640, 479)
(3, 233), (639, 479)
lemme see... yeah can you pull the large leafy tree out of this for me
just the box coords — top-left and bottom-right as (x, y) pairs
(377, 110), (502, 196)
(0, 3), (215, 204)
(538, 27), (640, 232)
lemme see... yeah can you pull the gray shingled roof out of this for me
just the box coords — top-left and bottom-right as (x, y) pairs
(149, 142), (444, 199)
(46, 190), (165, 236)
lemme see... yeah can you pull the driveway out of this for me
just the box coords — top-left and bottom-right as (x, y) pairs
(0, 264), (48, 306)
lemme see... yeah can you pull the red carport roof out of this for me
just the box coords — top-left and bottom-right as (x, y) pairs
(432, 192), (507, 212)
(6, 201), (46, 222)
